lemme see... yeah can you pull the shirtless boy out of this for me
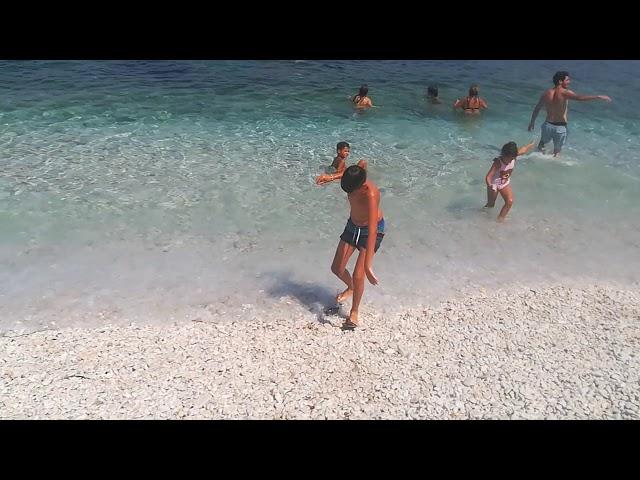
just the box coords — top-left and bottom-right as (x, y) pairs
(316, 163), (384, 329)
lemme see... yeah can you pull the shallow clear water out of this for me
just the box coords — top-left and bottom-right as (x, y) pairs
(1, 60), (639, 331)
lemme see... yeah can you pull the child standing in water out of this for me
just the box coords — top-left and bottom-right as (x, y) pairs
(316, 163), (384, 329)
(331, 141), (350, 175)
(484, 141), (535, 221)
(315, 141), (368, 185)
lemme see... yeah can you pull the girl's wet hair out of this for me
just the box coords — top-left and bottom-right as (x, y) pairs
(427, 85), (438, 97)
(501, 141), (518, 157)
(336, 141), (350, 152)
(468, 84), (479, 97)
(341, 165), (367, 193)
(358, 84), (369, 97)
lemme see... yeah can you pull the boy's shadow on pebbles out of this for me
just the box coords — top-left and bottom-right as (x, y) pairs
(262, 270), (346, 324)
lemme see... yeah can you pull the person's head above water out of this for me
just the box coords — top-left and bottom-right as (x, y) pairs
(337, 141), (350, 152)
(553, 71), (570, 87)
(357, 84), (369, 98)
(501, 141), (518, 159)
(427, 85), (439, 98)
(468, 84), (480, 97)
(341, 165), (367, 193)
(336, 141), (350, 159)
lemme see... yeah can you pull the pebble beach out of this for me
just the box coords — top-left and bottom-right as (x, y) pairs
(3, 283), (638, 419)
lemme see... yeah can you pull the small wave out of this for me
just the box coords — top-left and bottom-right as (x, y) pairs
(525, 152), (578, 166)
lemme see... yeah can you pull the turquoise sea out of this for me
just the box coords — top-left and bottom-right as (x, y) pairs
(1, 60), (639, 331)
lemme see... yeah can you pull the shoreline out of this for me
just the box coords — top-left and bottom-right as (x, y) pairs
(2, 282), (639, 419)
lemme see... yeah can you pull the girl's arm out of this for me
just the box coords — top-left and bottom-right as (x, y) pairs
(517, 141), (535, 156)
(486, 160), (499, 186)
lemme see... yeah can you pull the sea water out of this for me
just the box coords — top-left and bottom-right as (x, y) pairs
(1, 60), (639, 331)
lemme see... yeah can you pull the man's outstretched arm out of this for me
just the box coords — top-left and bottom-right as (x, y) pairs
(564, 90), (612, 102)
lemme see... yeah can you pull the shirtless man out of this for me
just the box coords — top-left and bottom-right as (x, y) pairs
(316, 163), (384, 329)
(528, 71), (612, 156)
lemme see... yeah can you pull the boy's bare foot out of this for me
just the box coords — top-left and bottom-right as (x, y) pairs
(342, 311), (359, 330)
(497, 216), (507, 223)
(483, 204), (494, 208)
(336, 289), (353, 304)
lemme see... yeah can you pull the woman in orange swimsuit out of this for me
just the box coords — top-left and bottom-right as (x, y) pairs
(454, 84), (488, 115)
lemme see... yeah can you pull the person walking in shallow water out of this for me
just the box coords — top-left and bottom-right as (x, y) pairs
(484, 141), (535, 222)
(528, 71), (611, 157)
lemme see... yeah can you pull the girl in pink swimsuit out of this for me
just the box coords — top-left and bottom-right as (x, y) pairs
(484, 141), (535, 221)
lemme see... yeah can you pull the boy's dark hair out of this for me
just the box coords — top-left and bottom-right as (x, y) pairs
(427, 85), (438, 97)
(501, 141), (518, 158)
(341, 165), (367, 193)
(336, 141), (350, 152)
(358, 84), (369, 97)
(468, 84), (479, 97)
(553, 71), (569, 86)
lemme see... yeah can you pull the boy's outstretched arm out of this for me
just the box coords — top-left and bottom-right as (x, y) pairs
(517, 141), (536, 156)
(315, 171), (343, 185)
(364, 188), (379, 286)
(315, 159), (368, 185)
(316, 161), (345, 185)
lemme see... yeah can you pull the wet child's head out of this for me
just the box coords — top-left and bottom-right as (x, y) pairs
(341, 165), (367, 193)
(468, 84), (480, 97)
(357, 84), (369, 98)
(336, 141), (351, 159)
(501, 141), (518, 160)
(427, 85), (438, 98)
